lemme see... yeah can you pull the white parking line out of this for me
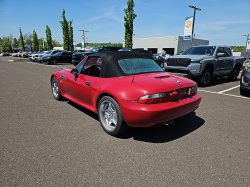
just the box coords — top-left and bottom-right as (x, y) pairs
(198, 89), (250, 100)
(217, 85), (240, 94)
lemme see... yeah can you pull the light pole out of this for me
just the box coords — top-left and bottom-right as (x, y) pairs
(189, 5), (201, 47)
(241, 34), (249, 59)
(79, 30), (89, 50)
(42, 37), (45, 50)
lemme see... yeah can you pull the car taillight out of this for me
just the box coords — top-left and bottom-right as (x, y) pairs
(138, 92), (165, 104)
(138, 85), (198, 104)
(187, 85), (198, 96)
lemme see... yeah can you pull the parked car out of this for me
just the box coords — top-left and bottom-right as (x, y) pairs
(240, 59), (250, 94)
(50, 51), (202, 136)
(73, 49), (85, 53)
(119, 48), (153, 56)
(153, 54), (167, 68)
(43, 51), (73, 65)
(29, 52), (39, 61)
(33, 51), (48, 62)
(38, 50), (65, 62)
(2, 52), (10, 56)
(72, 46), (122, 66)
(165, 46), (244, 86)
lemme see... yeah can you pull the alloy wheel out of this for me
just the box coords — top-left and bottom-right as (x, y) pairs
(99, 101), (117, 131)
(52, 79), (59, 98)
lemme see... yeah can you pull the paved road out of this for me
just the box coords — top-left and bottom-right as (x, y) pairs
(1, 57), (250, 186)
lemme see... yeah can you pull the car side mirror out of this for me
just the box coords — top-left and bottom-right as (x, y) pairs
(217, 53), (225, 57)
(70, 69), (79, 76)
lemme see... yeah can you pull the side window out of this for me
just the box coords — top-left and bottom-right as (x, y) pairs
(80, 57), (102, 77)
(101, 48), (110, 52)
(217, 47), (225, 56)
(224, 48), (231, 57)
(110, 47), (119, 51)
(75, 57), (88, 73)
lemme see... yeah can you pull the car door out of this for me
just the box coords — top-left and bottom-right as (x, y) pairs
(60, 52), (67, 63)
(63, 57), (101, 106)
(223, 47), (234, 74)
(215, 47), (227, 75)
(67, 52), (73, 63)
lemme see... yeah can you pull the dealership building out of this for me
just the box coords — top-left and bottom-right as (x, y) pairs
(130, 36), (209, 55)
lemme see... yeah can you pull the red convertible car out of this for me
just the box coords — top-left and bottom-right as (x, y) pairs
(50, 52), (202, 136)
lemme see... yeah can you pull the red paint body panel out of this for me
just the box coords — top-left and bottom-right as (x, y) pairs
(51, 70), (202, 127)
(118, 94), (201, 127)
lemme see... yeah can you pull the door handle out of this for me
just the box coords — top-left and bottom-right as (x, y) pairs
(60, 75), (65, 79)
(85, 82), (91, 86)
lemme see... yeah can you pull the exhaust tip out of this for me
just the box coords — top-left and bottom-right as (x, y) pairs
(166, 120), (175, 127)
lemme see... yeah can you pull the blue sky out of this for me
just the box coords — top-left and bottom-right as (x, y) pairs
(0, 0), (249, 46)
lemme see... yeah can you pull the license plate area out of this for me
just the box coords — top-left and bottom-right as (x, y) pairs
(177, 88), (188, 99)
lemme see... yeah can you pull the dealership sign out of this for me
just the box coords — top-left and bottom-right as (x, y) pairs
(183, 16), (193, 40)
(247, 38), (250, 52)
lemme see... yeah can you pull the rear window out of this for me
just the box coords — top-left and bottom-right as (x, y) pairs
(118, 58), (163, 75)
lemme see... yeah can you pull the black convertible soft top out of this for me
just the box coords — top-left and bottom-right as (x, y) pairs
(87, 51), (154, 78)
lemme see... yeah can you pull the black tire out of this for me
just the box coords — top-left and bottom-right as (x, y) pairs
(98, 96), (130, 136)
(51, 77), (63, 100)
(197, 68), (212, 87)
(52, 59), (58, 65)
(240, 87), (247, 95)
(229, 67), (239, 81)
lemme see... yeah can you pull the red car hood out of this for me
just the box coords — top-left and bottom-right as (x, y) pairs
(133, 72), (196, 93)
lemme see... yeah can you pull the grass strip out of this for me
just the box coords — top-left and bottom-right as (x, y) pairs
(13, 59), (31, 62)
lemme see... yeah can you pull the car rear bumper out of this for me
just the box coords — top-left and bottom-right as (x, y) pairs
(119, 93), (202, 127)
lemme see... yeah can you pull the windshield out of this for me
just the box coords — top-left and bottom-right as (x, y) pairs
(88, 47), (102, 53)
(182, 46), (216, 55)
(46, 51), (52, 54)
(53, 52), (62, 56)
(118, 58), (163, 75)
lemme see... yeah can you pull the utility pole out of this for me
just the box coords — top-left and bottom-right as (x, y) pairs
(241, 34), (249, 59)
(189, 5), (201, 47)
(42, 37), (45, 50)
(79, 30), (89, 50)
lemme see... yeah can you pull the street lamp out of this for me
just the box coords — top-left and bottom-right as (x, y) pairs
(79, 30), (89, 50)
(189, 5), (201, 47)
(241, 34), (249, 59)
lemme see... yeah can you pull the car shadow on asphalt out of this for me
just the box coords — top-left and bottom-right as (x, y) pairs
(197, 77), (240, 88)
(117, 116), (205, 143)
(66, 101), (99, 121)
(66, 100), (205, 143)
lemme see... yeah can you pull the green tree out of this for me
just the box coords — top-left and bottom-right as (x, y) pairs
(59, 9), (69, 50)
(39, 44), (43, 51)
(68, 20), (74, 51)
(45, 25), (53, 50)
(1, 40), (12, 52)
(19, 28), (25, 51)
(52, 39), (62, 47)
(176, 50), (184, 55)
(13, 37), (19, 48)
(124, 0), (137, 48)
(23, 33), (32, 45)
(32, 30), (39, 51)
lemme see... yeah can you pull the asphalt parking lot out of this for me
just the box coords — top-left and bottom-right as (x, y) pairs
(1, 56), (250, 186)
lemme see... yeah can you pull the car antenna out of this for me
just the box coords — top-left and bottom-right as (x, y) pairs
(132, 52), (140, 84)
(132, 75), (135, 83)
